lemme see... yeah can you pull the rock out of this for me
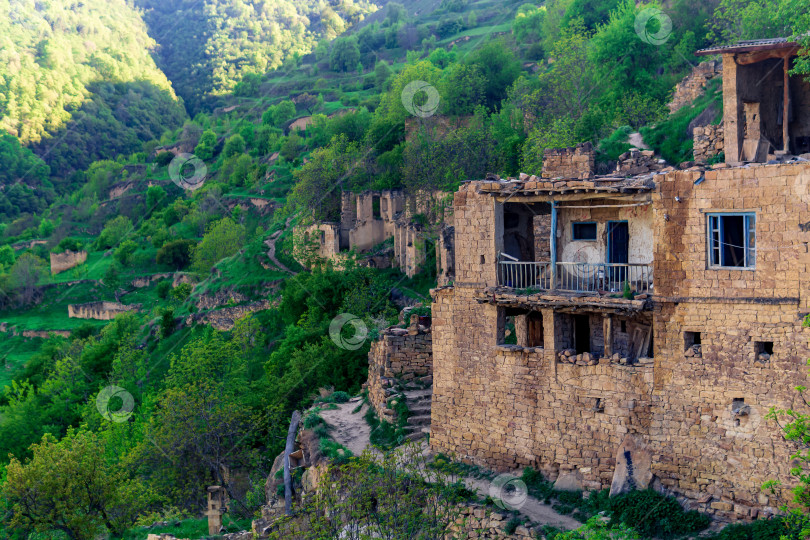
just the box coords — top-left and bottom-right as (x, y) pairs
(553, 469), (584, 491)
(610, 434), (653, 497)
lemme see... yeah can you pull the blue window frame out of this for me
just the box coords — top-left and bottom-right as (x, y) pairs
(707, 213), (756, 269)
(572, 222), (597, 241)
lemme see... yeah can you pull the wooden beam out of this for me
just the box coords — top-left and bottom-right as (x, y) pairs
(784, 55), (791, 152)
(603, 315), (613, 358)
(735, 47), (799, 65)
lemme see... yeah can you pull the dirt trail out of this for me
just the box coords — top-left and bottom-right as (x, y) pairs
(318, 399), (581, 531)
(264, 217), (296, 275)
(629, 132), (649, 149)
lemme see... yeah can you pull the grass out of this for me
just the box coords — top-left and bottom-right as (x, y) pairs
(0, 335), (46, 391)
(116, 514), (251, 539)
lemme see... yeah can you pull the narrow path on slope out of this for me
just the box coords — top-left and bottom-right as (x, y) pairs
(264, 217), (297, 275)
(318, 399), (581, 531)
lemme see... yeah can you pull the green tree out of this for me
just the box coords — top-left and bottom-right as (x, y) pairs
(194, 130), (218, 160)
(223, 134), (246, 158)
(114, 239), (138, 267)
(0, 244), (15, 269)
(97, 216), (133, 249)
(8, 252), (46, 306)
(2, 429), (155, 539)
(272, 100), (297, 127)
(512, 4), (546, 43)
(156, 239), (196, 270)
(330, 36), (361, 72)
(192, 217), (245, 273)
(374, 60), (394, 90)
(466, 39), (522, 109)
(146, 185), (167, 211)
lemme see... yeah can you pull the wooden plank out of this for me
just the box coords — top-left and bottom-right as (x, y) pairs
(603, 315), (613, 358)
(784, 55), (791, 152)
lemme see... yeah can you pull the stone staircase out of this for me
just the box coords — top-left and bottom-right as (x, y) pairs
(402, 378), (433, 442)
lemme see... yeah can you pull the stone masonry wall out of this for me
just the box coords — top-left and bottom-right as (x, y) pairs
(368, 326), (432, 423)
(668, 60), (722, 114)
(50, 250), (87, 274)
(431, 163), (810, 522)
(541, 142), (595, 180)
(68, 301), (140, 320)
(693, 124), (724, 163)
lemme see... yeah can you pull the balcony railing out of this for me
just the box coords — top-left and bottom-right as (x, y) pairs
(497, 259), (653, 294)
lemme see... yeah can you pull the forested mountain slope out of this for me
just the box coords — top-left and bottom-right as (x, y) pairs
(0, 0), (187, 176)
(132, 0), (380, 113)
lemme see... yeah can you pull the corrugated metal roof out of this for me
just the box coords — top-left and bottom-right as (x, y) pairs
(696, 37), (796, 55)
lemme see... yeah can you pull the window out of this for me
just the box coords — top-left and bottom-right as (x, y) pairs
(684, 331), (701, 357)
(708, 213), (756, 268)
(573, 222), (597, 241)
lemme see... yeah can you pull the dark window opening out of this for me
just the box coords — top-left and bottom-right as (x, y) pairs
(480, 255), (485, 265)
(573, 222), (597, 241)
(684, 331), (701, 357)
(708, 213), (756, 268)
(593, 398), (604, 413)
(574, 314), (591, 354)
(620, 320), (627, 333)
(372, 196), (381, 219)
(755, 341), (774, 358)
(319, 230), (325, 244)
(498, 310), (517, 346)
(504, 212), (520, 229)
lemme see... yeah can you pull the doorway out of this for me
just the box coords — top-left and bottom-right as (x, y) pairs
(607, 221), (629, 288)
(574, 314), (590, 354)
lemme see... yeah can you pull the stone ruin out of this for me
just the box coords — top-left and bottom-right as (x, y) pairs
(49, 250), (87, 275)
(68, 301), (141, 320)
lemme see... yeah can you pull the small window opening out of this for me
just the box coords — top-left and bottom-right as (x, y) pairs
(755, 341), (774, 361)
(620, 320), (627, 333)
(684, 331), (701, 357)
(372, 196), (381, 219)
(480, 255), (486, 264)
(499, 315), (517, 345)
(593, 398), (604, 413)
(732, 398), (750, 426)
(319, 230), (325, 244)
(573, 222), (597, 241)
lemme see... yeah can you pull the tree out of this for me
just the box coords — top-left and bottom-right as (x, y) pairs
(8, 252), (46, 306)
(2, 429), (155, 540)
(194, 130), (218, 160)
(55, 237), (83, 253)
(38, 218), (55, 237)
(223, 134), (246, 158)
(330, 37), (361, 72)
(114, 239), (138, 267)
(441, 63), (487, 115)
(156, 239), (196, 270)
(512, 4), (546, 43)
(192, 218), (245, 273)
(97, 216), (133, 249)
(272, 100), (297, 127)
(466, 39), (522, 109)
(146, 185), (167, 211)
(0, 244), (15, 269)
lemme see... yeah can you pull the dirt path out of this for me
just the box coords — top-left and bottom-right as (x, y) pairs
(629, 132), (649, 149)
(319, 399), (376, 457)
(264, 217), (297, 275)
(317, 398), (580, 531)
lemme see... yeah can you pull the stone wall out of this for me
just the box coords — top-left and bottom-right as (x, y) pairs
(68, 301), (140, 320)
(50, 250), (87, 274)
(430, 163), (810, 522)
(542, 143), (595, 180)
(668, 60), (722, 114)
(693, 124), (724, 163)
(368, 325), (432, 423)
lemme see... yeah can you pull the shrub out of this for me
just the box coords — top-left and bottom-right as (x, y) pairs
(156, 239), (196, 270)
(608, 489), (710, 538)
(156, 280), (172, 299)
(331, 391), (350, 403)
(155, 151), (174, 167)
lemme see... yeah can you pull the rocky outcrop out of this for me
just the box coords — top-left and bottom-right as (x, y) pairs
(50, 250), (87, 274)
(614, 149), (669, 176)
(68, 301), (140, 320)
(186, 300), (274, 331)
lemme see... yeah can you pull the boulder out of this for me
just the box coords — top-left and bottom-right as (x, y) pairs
(553, 469), (584, 492)
(610, 434), (653, 497)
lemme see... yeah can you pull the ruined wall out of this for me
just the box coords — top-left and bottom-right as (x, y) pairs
(68, 301), (140, 320)
(668, 60), (722, 114)
(693, 124), (724, 163)
(368, 326), (432, 423)
(50, 250), (87, 274)
(431, 163), (810, 521)
(541, 143), (594, 180)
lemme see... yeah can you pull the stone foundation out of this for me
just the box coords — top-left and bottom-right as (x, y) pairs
(368, 323), (432, 423)
(68, 301), (140, 320)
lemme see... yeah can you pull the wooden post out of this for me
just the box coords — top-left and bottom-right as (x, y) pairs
(603, 315), (613, 359)
(550, 201), (557, 290)
(782, 53), (790, 154)
(284, 410), (301, 516)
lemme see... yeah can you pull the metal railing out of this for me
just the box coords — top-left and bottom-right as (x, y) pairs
(497, 258), (653, 294)
(497, 260), (552, 289)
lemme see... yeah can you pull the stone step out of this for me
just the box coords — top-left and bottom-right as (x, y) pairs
(403, 388), (432, 400)
(405, 431), (426, 442)
(408, 403), (431, 415)
(406, 414), (431, 426)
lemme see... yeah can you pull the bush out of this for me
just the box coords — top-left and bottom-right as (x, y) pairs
(707, 517), (785, 540)
(156, 280), (172, 299)
(331, 391), (350, 403)
(54, 237), (83, 253)
(609, 489), (710, 538)
(156, 239), (196, 270)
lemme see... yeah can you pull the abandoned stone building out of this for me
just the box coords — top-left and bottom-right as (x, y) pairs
(294, 189), (455, 284)
(696, 37), (810, 163)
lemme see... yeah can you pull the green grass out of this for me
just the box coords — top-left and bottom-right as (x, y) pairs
(0, 335), (46, 391)
(0, 282), (113, 332)
(116, 515), (251, 539)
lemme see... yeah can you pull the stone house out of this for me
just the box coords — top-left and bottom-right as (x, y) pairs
(430, 139), (810, 522)
(697, 37), (810, 163)
(294, 189), (455, 284)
